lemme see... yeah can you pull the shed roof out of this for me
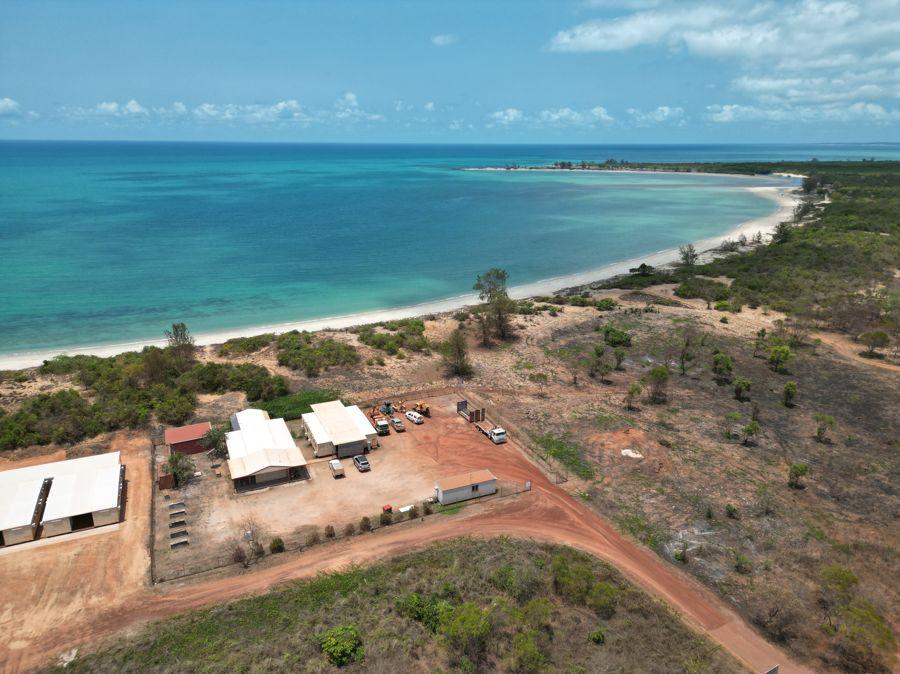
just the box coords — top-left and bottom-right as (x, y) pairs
(309, 401), (367, 447)
(301, 412), (331, 447)
(346, 405), (378, 438)
(226, 410), (306, 480)
(0, 451), (122, 531)
(436, 469), (497, 492)
(164, 421), (212, 445)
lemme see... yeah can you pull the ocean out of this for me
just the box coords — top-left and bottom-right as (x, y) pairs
(0, 141), (896, 359)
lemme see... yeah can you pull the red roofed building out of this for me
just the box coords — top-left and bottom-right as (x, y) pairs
(164, 421), (212, 455)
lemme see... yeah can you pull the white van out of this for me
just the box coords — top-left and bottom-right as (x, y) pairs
(405, 410), (424, 425)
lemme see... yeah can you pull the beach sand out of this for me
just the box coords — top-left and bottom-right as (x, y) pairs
(0, 183), (800, 370)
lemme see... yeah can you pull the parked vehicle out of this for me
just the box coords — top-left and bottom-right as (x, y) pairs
(329, 459), (345, 478)
(353, 455), (371, 472)
(391, 417), (405, 432)
(413, 402), (431, 417)
(405, 410), (424, 425)
(374, 418), (390, 436)
(475, 422), (507, 444)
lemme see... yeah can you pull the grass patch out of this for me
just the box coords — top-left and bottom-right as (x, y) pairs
(252, 389), (343, 421)
(534, 433), (595, 480)
(615, 509), (665, 552)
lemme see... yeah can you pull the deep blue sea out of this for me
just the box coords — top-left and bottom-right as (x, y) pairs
(1, 142), (897, 357)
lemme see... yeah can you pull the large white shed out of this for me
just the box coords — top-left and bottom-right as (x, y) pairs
(227, 409), (308, 491)
(0, 451), (124, 547)
(302, 401), (377, 458)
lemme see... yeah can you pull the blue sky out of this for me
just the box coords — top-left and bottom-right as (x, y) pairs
(1, 0), (899, 142)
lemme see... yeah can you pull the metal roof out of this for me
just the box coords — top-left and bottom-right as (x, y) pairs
(164, 421), (212, 445)
(435, 469), (497, 492)
(309, 401), (368, 447)
(0, 451), (121, 531)
(226, 410), (306, 479)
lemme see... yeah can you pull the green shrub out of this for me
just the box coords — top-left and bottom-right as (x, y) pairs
(359, 516), (371, 532)
(674, 278), (730, 306)
(380, 511), (393, 526)
(440, 602), (492, 662)
(276, 331), (359, 375)
(218, 333), (274, 356)
(510, 630), (547, 672)
(318, 624), (363, 667)
(599, 324), (632, 347)
(595, 298), (618, 311)
(354, 319), (429, 355)
(269, 537), (285, 554)
(590, 628), (606, 645)
(587, 581), (619, 619)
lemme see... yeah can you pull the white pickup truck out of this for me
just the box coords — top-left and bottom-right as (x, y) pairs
(329, 459), (345, 478)
(475, 422), (507, 444)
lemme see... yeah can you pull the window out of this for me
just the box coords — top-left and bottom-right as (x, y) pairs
(471, 484), (479, 492)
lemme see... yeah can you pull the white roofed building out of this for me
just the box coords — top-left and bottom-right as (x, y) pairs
(301, 400), (377, 458)
(0, 451), (124, 546)
(227, 409), (308, 491)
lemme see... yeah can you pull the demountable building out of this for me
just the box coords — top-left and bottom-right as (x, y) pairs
(434, 469), (497, 506)
(0, 451), (124, 547)
(301, 400), (377, 458)
(226, 409), (308, 491)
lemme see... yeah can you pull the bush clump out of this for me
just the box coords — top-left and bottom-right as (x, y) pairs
(269, 537), (285, 554)
(218, 333), (275, 356)
(276, 331), (359, 376)
(353, 319), (429, 355)
(318, 624), (364, 667)
(252, 389), (342, 420)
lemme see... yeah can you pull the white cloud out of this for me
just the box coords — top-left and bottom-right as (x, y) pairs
(333, 91), (384, 122)
(489, 108), (524, 125)
(393, 99), (414, 112)
(549, 0), (900, 124)
(539, 107), (586, 124)
(627, 105), (684, 125)
(424, 101), (435, 112)
(431, 34), (458, 46)
(0, 97), (22, 118)
(706, 101), (900, 123)
(591, 105), (615, 122)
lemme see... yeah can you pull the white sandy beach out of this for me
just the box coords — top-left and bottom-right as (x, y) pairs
(0, 183), (800, 370)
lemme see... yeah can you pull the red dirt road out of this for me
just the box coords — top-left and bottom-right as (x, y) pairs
(1, 398), (813, 673)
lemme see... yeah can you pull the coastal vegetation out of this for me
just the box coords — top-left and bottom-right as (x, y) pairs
(352, 319), (429, 355)
(49, 538), (740, 673)
(0, 325), (290, 451)
(275, 330), (359, 375)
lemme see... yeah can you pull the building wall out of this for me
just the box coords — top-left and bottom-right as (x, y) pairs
(42, 517), (72, 538)
(335, 439), (368, 459)
(437, 479), (498, 505)
(2, 525), (35, 546)
(312, 440), (335, 458)
(92, 507), (120, 527)
(171, 438), (206, 454)
(255, 468), (290, 484)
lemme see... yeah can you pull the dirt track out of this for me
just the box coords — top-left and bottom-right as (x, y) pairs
(1, 397), (813, 674)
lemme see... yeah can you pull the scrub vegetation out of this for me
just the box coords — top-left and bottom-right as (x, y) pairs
(48, 539), (740, 673)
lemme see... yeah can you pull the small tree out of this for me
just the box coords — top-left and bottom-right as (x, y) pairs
(859, 330), (889, 357)
(712, 352), (734, 382)
(200, 424), (228, 458)
(678, 329), (696, 375)
(625, 381), (642, 410)
(528, 372), (549, 396)
(646, 366), (670, 403)
(269, 537), (285, 553)
(380, 511), (393, 526)
(232, 544), (249, 568)
(359, 516), (372, 532)
(782, 380), (798, 407)
(679, 243), (699, 266)
(741, 419), (760, 446)
(165, 322), (196, 371)
(408, 504), (419, 520)
(442, 327), (473, 376)
(344, 522), (356, 536)
(733, 376), (752, 401)
(613, 347), (626, 371)
(813, 413), (836, 443)
(324, 524), (336, 539)
(166, 451), (195, 488)
(724, 411), (743, 439)
(768, 344), (792, 372)
(788, 462), (808, 489)
(753, 328), (767, 357)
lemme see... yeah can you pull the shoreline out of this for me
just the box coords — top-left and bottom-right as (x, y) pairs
(0, 183), (800, 370)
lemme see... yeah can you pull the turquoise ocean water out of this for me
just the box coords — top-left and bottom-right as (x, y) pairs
(1, 142), (896, 356)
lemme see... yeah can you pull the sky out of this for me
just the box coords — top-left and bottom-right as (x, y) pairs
(1, 0), (899, 143)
